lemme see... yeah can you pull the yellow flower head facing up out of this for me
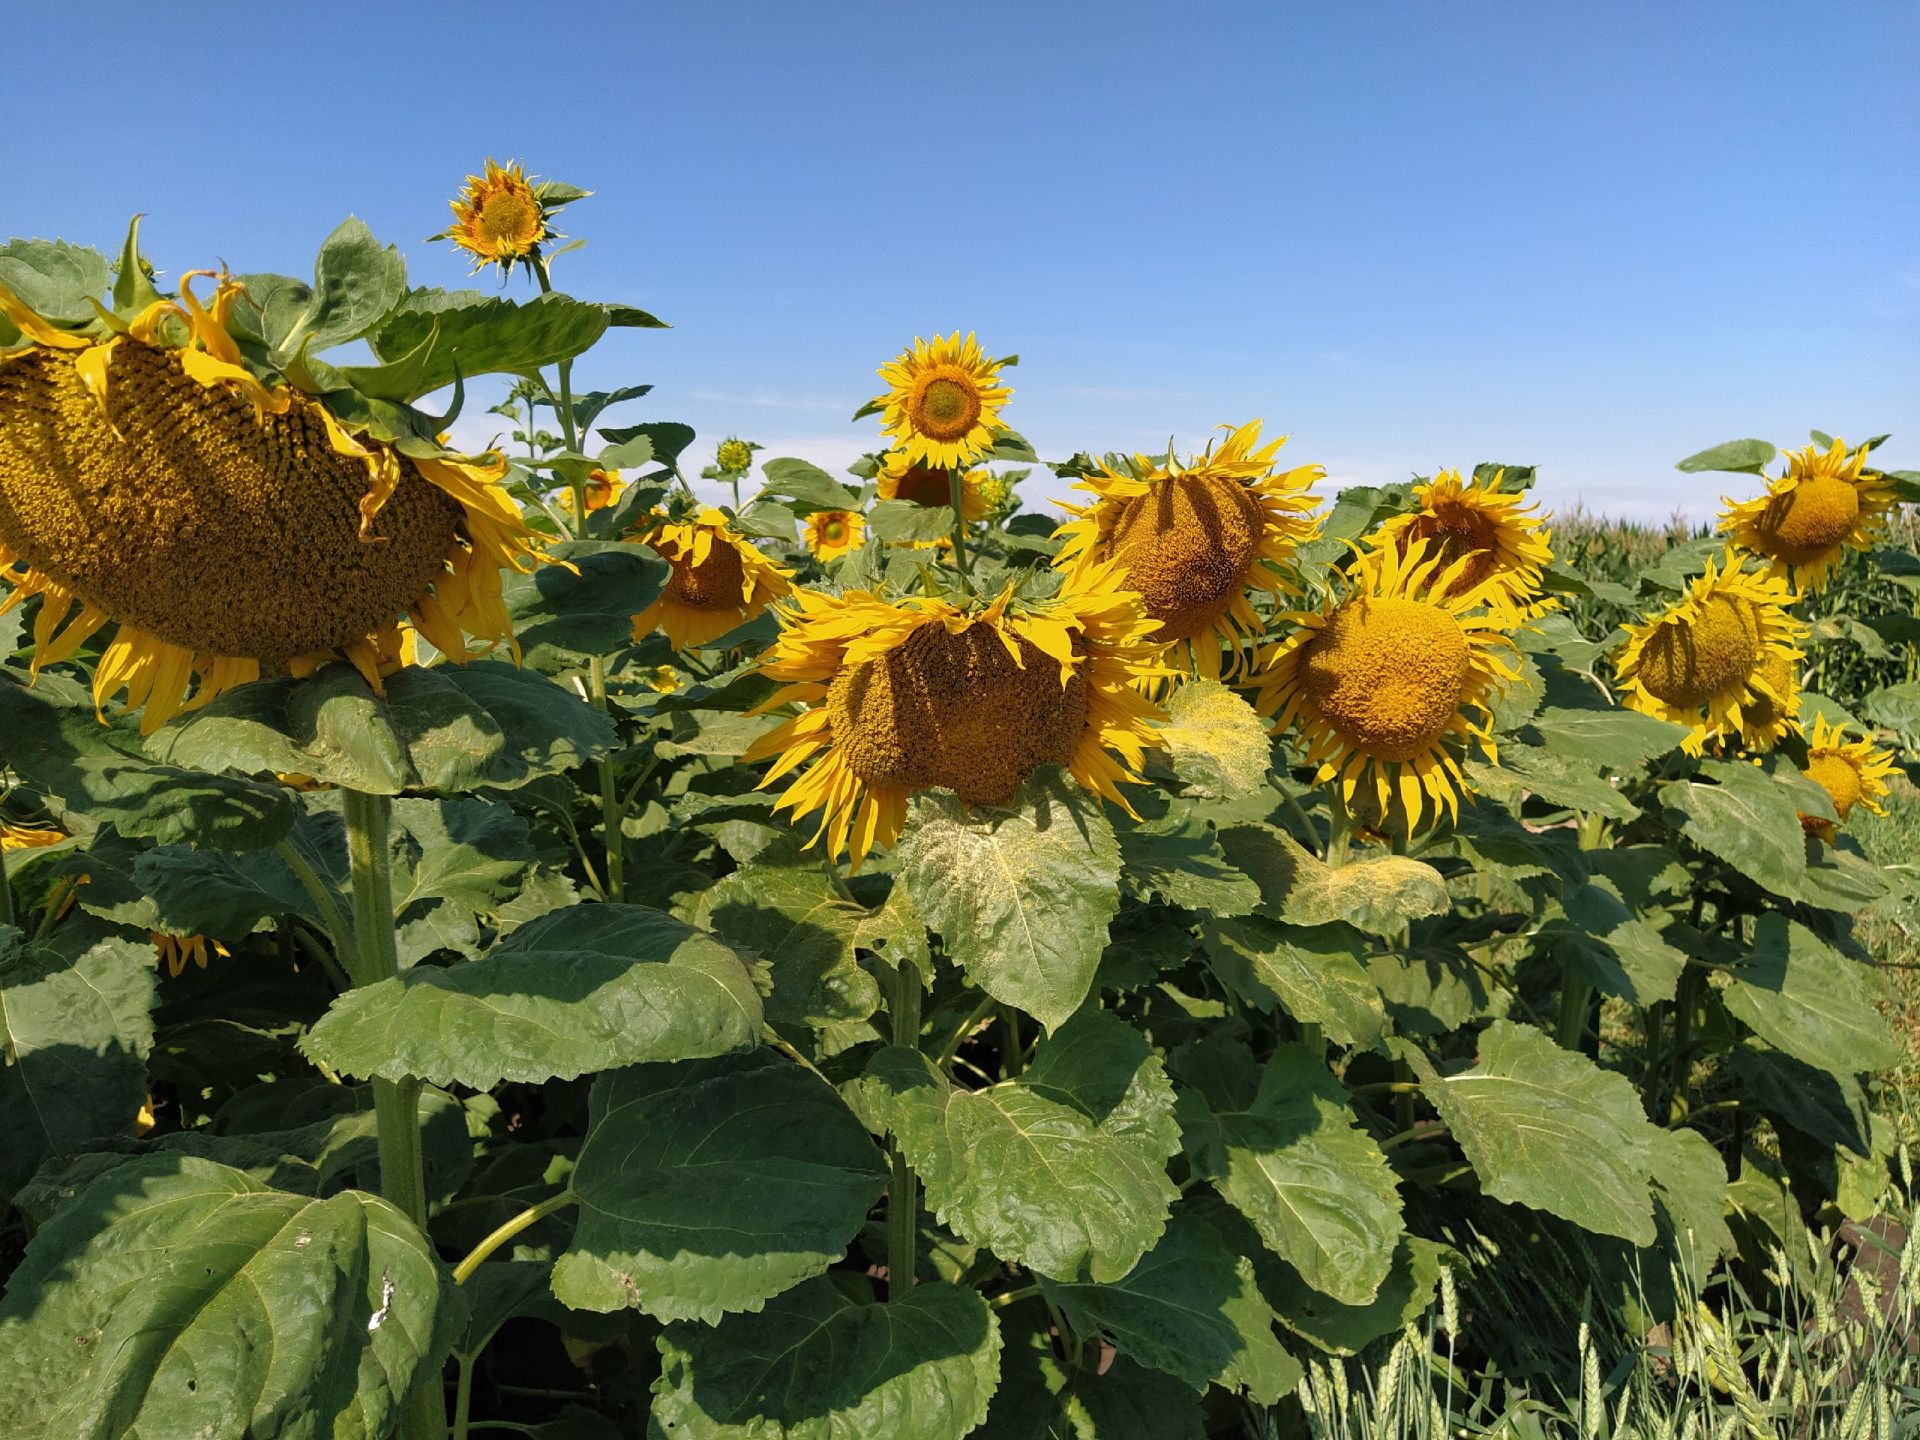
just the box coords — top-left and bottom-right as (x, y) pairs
(715, 438), (755, 473)
(1797, 713), (1898, 842)
(1252, 538), (1522, 833)
(584, 468), (624, 513)
(1055, 421), (1323, 682)
(742, 561), (1166, 870)
(444, 158), (555, 275)
(1719, 439), (1898, 592)
(1612, 551), (1805, 754)
(872, 332), (1012, 470)
(803, 509), (866, 561)
(629, 506), (792, 651)
(877, 451), (991, 521)
(151, 930), (229, 979)
(0, 275), (547, 734)
(1368, 468), (1554, 611)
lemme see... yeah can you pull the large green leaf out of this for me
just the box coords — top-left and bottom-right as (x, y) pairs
(280, 216), (407, 355)
(554, 1052), (888, 1321)
(1039, 1210), (1300, 1404)
(1216, 825), (1448, 937)
(649, 1276), (1001, 1440)
(1718, 915), (1899, 1078)
(0, 927), (154, 1201)
(1675, 438), (1776, 474)
(1117, 809), (1261, 917)
(1155, 681), (1273, 799)
(896, 771), (1121, 1031)
(1731, 1042), (1873, 1157)
(1198, 916), (1385, 1047)
(304, 903), (762, 1086)
(0, 671), (294, 850)
(1251, 1229), (1448, 1358)
(0, 1155), (461, 1440)
(1399, 1020), (1660, 1245)
(1175, 1041), (1402, 1307)
(1468, 746), (1640, 822)
(1659, 763), (1808, 897)
(502, 540), (668, 673)
(1540, 879), (1687, 1006)
(1516, 706), (1687, 769)
(364, 288), (612, 399)
(854, 1009), (1180, 1284)
(692, 865), (882, 1027)
(0, 238), (109, 324)
(758, 457), (861, 511)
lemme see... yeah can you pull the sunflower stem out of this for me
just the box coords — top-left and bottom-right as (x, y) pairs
(342, 789), (444, 1440)
(948, 469), (974, 595)
(1323, 786), (1352, 867)
(886, 960), (923, 1295)
(589, 657), (625, 901)
(452, 1190), (578, 1286)
(0, 844), (14, 931)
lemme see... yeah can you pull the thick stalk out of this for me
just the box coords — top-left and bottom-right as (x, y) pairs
(1324, 788), (1352, 868)
(887, 962), (924, 1294)
(343, 789), (442, 1440)
(590, 657), (624, 901)
(1555, 978), (1593, 1052)
(998, 1005), (1024, 1080)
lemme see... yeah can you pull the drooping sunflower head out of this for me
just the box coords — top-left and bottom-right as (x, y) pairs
(1367, 468), (1554, 610)
(629, 506), (792, 651)
(876, 450), (993, 521)
(441, 158), (558, 276)
(1719, 439), (1898, 592)
(1727, 649), (1803, 753)
(1797, 714), (1898, 842)
(872, 332), (1012, 471)
(1055, 421), (1323, 681)
(803, 509), (866, 561)
(151, 930), (228, 979)
(1251, 538), (1521, 832)
(714, 437), (755, 474)
(1612, 551), (1805, 754)
(0, 273), (547, 734)
(742, 563), (1165, 869)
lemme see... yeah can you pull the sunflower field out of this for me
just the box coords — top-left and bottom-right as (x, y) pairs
(2, 170), (1917, 1440)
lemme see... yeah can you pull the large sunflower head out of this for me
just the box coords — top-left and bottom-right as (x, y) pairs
(1054, 421), (1322, 681)
(742, 563), (1165, 869)
(1797, 714), (1898, 842)
(0, 273), (546, 734)
(1251, 538), (1521, 833)
(872, 332), (1012, 470)
(877, 451), (991, 521)
(1612, 551), (1805, 754)
(629, 506), (791, 651)
(440, 158), (559, 277)
(1719, 439), (1898, 592)
(1367, 468), (1554, 610)
(803, 509), (866, 561)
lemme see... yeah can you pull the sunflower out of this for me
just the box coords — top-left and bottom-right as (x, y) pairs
(1252, 539), (1521, 832)
(1797, 714), (1898, 842)
(803, 509), (866, 561)
(1725, 650), (1802, 754)
(151, 930), (228, 979)
(1612, 551), (1805, 753)
(1, 818), (64, 852)
(1367, 468), (1553, 610)
(584, 467), (624, 512)
(1054, 421), (1322, 681)
(0, 274), (546, 734)
(1720, 439), (1898, 592)
(440, 158), (557, 277)
(877, 451), (991, 521)
(629, 506), (791, 651)
(714, 438), (755, 474)
(872, 332), (1012, 470)
(742, 563), (1165, 869)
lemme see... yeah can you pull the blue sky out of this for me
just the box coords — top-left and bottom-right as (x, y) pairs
(4, 1), (1914, 519)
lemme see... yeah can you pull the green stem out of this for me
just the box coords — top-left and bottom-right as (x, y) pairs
(1555, 978), (1593, 1053)
(1277, 785), (1321, 850)
(1324, 787), (1351, 867)
(992, 1284), (1042, 1310)
(275, 840), (358, 973)
(934, 994), (998, 1069)
(590, 657), (624, 902)
(452, 1191), (578, 1286)
(948, 469), (974, 594)
(998, 1005), (1024, 1080)
(534, 262), (588, 533)
(342, 789), (442, 1440)
(888, 962), (924, 1295)
(1668, 963), (1705, 1122)
(451, 1355), (475, 1440)
(0, 842), (16, 931)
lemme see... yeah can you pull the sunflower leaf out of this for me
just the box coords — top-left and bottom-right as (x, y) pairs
(1216, 824), (1448, 938)
(1118, 807), (1262, 917)
(552, 1051), (888, 1320)
(1157, 681), (1274, 800)
(690, 864), (882, 1027)
(302, 903), (763, 1087)
(282, 216), (407, 356)
(500, 540), (667, 675)
(897, 770), (1122, 1032)
(1198, 915), (1385, 1047)
(867, 499), (957, 543)
(1676, 438), (1776, 475)
(367, 289), (611, 400)
(758, 457), (860, 511)
(0, 239), (110, 325)
(1658, 763), (1809, 897)
(649, 1277), (1001, 1440)
(1718, 915), (1900, 1078)
(851, 1009), (1181, 1284)
(0, 1154), (460, 1440)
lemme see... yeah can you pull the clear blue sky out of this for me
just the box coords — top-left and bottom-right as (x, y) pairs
(4, 1), (1914, 519)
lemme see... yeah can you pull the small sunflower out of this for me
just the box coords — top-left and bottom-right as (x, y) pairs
(1720, 439), (1898, 592)
(877, 451), (991, 521)
(742, 563), (1165, 869)
(1252, 539), (1521, 832)
(151, 930), (228, 979)
(1613, 551), (1805, 753)
(1055, 421), (1322, 681)
(714, 437), (755, 474)
(584, 467), (624, 512)
(803, 509), (866, 561)
(1797, 714), (1898, 842)
(440, 158), (558, 277)
(0, 274), (546, 734)
(629, 506), (791, 651)
(1367, 468), (1553, 609)
(1, 818), (63, 851)
(872, 332), (1012, 470)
